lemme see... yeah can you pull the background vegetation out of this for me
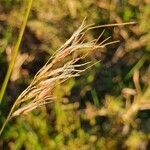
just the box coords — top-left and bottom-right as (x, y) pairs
(0, 0), (150, 149)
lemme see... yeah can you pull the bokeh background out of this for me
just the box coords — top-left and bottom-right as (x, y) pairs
(0, 0), (150, 149)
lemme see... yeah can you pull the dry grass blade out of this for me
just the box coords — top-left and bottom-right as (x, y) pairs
(13, 22), (114, 115)
(0, 21), (135, 135)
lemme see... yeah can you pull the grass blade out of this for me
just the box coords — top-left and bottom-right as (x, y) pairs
(0, 0), (33, 103)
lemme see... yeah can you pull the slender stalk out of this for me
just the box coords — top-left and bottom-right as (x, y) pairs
(88, 22), (137, 30)
(0, 0), (33, 103)
(0, 100), (17, 135)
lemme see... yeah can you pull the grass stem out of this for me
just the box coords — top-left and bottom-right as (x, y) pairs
(0, 0), (33, 103)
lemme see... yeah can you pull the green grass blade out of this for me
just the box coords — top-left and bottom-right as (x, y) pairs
(0, 0), (33, 103)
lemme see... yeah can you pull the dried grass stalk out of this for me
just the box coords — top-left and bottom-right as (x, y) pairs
(0, 21), (136, 135)
(10, 21), (118, 118)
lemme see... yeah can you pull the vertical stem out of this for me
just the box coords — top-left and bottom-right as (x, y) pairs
(0, 100), (17, 135)
(0, 0), (33, 136)
(0, 0), (33, 103)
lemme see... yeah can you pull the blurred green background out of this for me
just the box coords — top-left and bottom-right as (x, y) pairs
(0, 0), (150, 149)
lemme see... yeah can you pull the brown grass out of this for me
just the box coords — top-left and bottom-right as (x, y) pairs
(0, 20), (137, 136)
